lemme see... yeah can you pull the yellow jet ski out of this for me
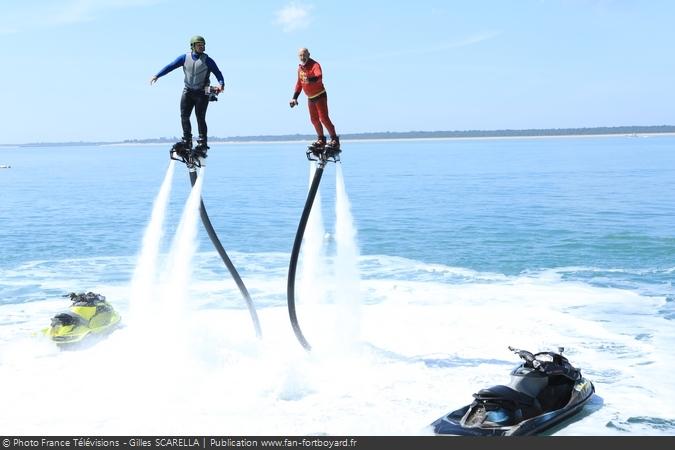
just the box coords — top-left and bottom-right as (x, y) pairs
(44, 292), (121, 345)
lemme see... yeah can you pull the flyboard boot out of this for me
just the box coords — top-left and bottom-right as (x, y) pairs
(170, 135), (193, 163)
(193, 136), (209, 166)
(307, 136), (326, 158)
(325, 135), (341, 160)
(170, 134), (204, 169)
(327, 135), (340, 150)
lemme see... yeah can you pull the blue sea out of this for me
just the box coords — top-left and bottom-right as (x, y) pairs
(0, 136), (674, 435)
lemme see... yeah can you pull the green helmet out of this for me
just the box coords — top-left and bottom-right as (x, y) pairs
(190, 35), (206, 47)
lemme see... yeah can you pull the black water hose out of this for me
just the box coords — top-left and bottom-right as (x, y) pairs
(188, 169), (262, 339)
(286, 163), (326, 351)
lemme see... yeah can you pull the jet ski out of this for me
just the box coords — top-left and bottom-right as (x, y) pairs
(43, 292), (121, 345)
(431, 346), (595, 436)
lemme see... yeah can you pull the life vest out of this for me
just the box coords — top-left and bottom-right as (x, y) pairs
(183, 53), (210, 90)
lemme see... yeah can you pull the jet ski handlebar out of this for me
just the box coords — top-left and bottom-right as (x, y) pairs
(508, 346), (580, 380)
(63, 291), (105, 300)
(63, 291), (106, 304)
(508, 346), (536, 363)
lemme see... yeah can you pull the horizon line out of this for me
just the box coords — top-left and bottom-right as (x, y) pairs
(2, 125), (674, 147)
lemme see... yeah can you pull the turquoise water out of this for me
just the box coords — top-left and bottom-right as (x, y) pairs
(1, 136), (674, 435)
(1, 136), (674, 297)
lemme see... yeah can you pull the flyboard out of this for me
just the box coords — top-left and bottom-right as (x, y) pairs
(169, 89), (262, 338)
(287, 142), (342, 351)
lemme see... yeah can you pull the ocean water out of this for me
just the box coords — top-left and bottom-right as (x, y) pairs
(0, 136), (674, 435)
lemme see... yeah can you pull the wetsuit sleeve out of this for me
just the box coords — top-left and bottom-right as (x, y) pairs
(155, 54), (186, 78)
(205, 57), (225, 86)
(293, 71), (302, 99)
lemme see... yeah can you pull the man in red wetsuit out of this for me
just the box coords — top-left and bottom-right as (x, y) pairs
(289, 48), (340, 151)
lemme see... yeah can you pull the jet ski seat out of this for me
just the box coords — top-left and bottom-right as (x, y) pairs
(50, 312), (83, 327)
(463, 385), (544, 427)
(474, 385), (541, 409)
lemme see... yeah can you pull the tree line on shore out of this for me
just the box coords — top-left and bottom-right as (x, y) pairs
(6, 125), (675, 147)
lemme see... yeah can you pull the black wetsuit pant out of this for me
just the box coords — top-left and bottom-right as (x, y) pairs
(180, 88), (209, 141)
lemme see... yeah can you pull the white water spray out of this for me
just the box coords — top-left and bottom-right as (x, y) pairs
(122, 166), (205, 420)
(298, 162), (327, 306)
(160, 168), (206, 340)
(334, 164), (362, 346)
(128, 160), (176, 329)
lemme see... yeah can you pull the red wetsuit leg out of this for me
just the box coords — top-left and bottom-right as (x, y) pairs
(308, 99), (324, 137)
(315, 95), (336, 138)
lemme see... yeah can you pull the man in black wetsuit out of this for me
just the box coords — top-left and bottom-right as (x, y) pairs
(150, 35), (224, 158)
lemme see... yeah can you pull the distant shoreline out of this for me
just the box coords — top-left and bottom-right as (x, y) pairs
(2, 126), (674, 148)
(102, 132), (675, 146)
(209, 132), (675, 145)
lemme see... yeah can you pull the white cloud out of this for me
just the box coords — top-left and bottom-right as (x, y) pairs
(275, 2), (313, 33)
(0, 0), (161, 34)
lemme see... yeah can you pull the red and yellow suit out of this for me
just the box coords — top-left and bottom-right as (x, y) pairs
(293, 59), (337, 139)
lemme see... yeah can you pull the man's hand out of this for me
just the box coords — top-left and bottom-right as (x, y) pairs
(213, 85), (224, 94)
(150, 76), (158, 85)
(289, 99), (298, 108)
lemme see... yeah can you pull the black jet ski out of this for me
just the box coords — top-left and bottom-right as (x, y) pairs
(431, 346), (595, 436)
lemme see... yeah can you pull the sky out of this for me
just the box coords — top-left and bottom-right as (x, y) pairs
(0, 0), (674, 144)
